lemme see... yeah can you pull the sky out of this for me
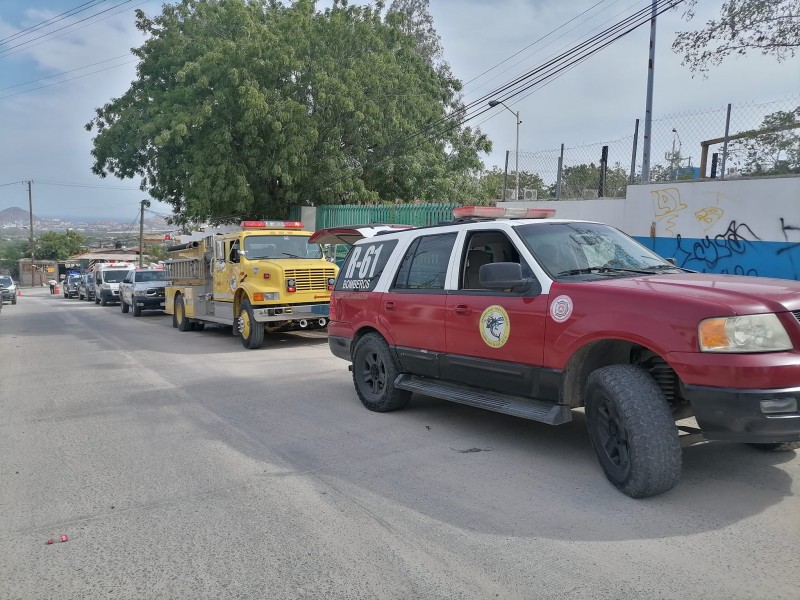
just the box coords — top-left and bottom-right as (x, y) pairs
(0, 0), (798, 221)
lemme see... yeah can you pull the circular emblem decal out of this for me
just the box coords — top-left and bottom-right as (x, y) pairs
(479, 305), (510, 348)
(229, 276), (237, 292)
(550, 295), (573, 322)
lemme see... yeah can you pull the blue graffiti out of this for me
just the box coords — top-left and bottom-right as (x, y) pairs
(673, 220), (761, 272)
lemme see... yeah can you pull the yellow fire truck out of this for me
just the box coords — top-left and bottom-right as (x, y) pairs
(164, 220), (338, 349)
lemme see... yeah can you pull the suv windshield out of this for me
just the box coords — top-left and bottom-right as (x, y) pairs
(135, 271), (166, 282)
(101, 270), (130, 283)
(242, 235), (323, 259)
(0, 276), (12, 286)
(516, 222), (676, 278)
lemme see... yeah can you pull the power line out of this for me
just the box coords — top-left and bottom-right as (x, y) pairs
(0, 54), (132, 93)
(313, 0), (682, 196)
(0, 60), (138, 101)
(0, 1), (136, 57)
(0, 1), (104, 45)
(33, 180), (141, 191)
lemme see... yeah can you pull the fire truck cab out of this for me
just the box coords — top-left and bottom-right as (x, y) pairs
(165, 220), (338, 349)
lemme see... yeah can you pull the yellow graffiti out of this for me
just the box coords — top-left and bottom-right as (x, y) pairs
(651, 188), (687, 235)
(695, 206), (724, 230)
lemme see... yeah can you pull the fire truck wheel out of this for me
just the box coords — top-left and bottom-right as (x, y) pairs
(585, 364), (682, 499)
(238, 299), (264, 349)
(121, 299), (129, 313)
(175, 295), (192, 332)
(352, 333), (411, 413)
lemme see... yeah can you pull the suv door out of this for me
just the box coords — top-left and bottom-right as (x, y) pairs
(443, 229), (549, 398)
(382, 232), (457, 378)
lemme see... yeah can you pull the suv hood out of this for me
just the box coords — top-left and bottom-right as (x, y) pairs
(594, 273), (800, 314)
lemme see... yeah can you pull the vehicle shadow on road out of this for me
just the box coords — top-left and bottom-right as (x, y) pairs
(169, 376), (796, 543)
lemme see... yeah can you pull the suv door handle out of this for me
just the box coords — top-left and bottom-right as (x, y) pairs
(384, 301), (396, 311)
(454, 304), (471, 316)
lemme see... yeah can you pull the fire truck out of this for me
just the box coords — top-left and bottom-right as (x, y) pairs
(164, 220), (338, 349)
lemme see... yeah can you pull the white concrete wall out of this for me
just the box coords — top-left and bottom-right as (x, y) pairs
(518, 177), (800, 243)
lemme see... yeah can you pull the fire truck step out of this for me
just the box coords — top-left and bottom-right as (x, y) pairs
(394, 375), (572, 425)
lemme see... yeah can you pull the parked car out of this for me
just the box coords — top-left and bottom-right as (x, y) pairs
(63, 274), (81, 298)
(0, 275), (17, 304)
(78, 273), (95, 301)
(314, 206), (800, 499)
(119, 268), (167, 316)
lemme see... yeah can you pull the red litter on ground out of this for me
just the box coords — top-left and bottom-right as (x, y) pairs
(46, 534), (69, 545)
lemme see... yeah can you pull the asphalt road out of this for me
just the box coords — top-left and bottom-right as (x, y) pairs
(1, 288), (798, 600)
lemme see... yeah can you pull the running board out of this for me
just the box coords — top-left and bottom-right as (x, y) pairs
(394, 375), (572, 425)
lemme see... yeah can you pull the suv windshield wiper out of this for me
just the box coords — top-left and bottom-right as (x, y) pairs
(557, 266), (660, 277)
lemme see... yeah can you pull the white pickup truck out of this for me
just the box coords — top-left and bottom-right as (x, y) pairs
(119, 268), (167, 317)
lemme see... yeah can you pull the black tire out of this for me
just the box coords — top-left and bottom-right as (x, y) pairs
(133, 303), (142, 317)
(237, 299), (264, 349)
(748, 441), (800, 452)
(585, 364), (681, 499)
(100, 294), (108, 306)
(11, 295), (16, 305)
(175, 295), (191, 332)
(352, 333), (411, 413)
(95, 296), (100, 305)
(121, 299), (129, 313)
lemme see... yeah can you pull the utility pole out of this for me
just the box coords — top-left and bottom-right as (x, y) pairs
(641, 0), (657, 183)
(27, 180), (34, 287)
(139, 199), (150, 268)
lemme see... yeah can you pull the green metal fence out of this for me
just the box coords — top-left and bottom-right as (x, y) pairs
(315, 203), (457, 229)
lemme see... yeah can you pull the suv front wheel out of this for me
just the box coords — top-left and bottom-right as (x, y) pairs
(352, 333), (411, 413)
(585, 364), (682, 498)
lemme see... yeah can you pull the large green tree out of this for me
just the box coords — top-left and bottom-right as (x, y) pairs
(87, 0), (489, 224)
(674, 0), (800, 73)
(554, 163), (629, 198)
(33, 231), (86, 261)
(731, 106), (800, 175)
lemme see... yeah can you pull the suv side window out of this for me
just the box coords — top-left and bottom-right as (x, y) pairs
(392, 233), (456, 291)
(461, 230), (524, 291)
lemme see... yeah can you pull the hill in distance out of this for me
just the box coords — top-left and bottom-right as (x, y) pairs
(0, 206), (37, 223)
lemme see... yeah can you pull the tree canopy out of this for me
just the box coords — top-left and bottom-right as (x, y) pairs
(34, 231), (86, 261)
(730, 106), (800, 175)
(87, 0), (489, 224)
(674, 0), (800, 73)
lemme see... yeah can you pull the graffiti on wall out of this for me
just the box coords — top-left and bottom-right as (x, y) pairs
(673, 220), (762, 276)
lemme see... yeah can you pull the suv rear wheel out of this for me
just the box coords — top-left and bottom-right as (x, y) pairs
(352, 333), (411, 412)
(585, 364), (681, 498)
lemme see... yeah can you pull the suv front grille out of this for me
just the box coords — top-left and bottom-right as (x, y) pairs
(284, 268), (337, 291)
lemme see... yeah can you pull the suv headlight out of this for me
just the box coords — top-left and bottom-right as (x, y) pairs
(699, 314), (793, 353)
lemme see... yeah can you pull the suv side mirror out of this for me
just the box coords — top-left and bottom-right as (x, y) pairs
(479, 262), (541, 295)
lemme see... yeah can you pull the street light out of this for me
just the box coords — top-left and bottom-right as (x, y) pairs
(489, 100), (521, 201)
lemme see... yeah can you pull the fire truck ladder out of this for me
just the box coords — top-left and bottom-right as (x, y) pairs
(166, 258), (203, 281)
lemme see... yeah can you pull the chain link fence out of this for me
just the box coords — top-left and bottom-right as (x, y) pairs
(504, 95), (800, 200)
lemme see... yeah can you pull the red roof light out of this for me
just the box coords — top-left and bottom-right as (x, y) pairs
(240, 220), (304, 230)
(453, 206), (555, 220)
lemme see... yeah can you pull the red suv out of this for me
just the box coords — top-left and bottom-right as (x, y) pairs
(312, 207), (800, 498)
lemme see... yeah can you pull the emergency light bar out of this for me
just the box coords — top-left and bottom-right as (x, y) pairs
(240, 220), (304, 229)
(453, 206), (555, 220)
